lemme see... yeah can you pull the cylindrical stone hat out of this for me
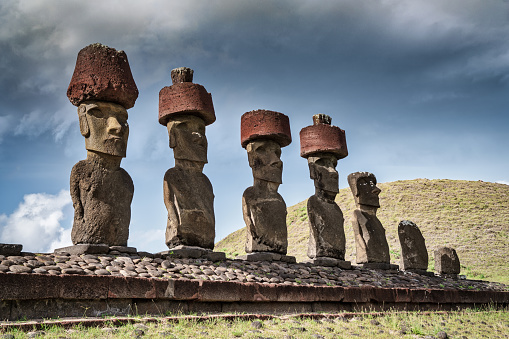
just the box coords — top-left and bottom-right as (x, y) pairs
(300, 114), (348, 159)
(240, 109), (292, 148)
(67, 43), (139, 109)
(158, 67), (215, 126)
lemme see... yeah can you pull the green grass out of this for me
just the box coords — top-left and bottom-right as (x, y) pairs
(216, 179), (509, 284)
(1, 309), (508, 338)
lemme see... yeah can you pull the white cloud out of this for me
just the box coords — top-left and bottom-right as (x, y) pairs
(496, 180), (509, 185)
(0, 190), (72, 253)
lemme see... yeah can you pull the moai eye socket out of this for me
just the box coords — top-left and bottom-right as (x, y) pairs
(88, 107), (106, 119)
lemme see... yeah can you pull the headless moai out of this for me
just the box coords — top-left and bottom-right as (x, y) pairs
(66, 43), (138, 248)
(434, 246), (461, 277)
(347, 172), (397, 269)
(398, 220), (433, 275)
(158, 67), (217, 251)
(299, 114), (350, 268)
(239, 110), (294, 262)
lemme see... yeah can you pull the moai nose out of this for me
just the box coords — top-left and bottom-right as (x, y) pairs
(107, 116), (123, 135)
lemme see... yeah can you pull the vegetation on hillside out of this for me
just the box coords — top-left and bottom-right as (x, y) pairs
(216, 179), (509, 284)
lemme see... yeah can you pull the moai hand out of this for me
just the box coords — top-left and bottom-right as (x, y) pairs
(348, 172), (396, 269)
(300, 114), (348, 264)
(240, 110), (291, 256)
(159, 67), (216, 250)
(66, 44), (138, 247)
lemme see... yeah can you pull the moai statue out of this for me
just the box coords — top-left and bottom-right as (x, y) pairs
(347, 172), (398, 270)
(434, 246), (460, 278)
(398, 220), (433, 276)
(299, 114), (350, 269)
(158, 67), (224, 260)
(238, 110), (295, 263)
(59, 43), (138, 255)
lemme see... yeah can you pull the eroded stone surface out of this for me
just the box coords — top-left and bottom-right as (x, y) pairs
(301, 115), (348, 262)
(68, 44), (137, 247)
(242, 128), (290, 255)
(67, 43), (138, 109)
(161, 70), (215, 250)
(398, 220), (428, 270)
(435, 247), (461, 275)
(241, 110), (291, 148)
(70, 157), (133, 246)
(348, 172), (390, 265)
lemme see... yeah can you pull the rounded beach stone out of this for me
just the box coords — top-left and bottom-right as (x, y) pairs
(67, 43), (138, 108)
(158, 68), (215, 126)
(240, 109), (292, 148)
(300, 114), (347, 159)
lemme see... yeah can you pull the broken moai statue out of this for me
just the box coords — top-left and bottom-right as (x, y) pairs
(347, 172), (398, 270)
(158, 67), (224, 261)
(61, 43), (138, 254)
(238, 109), (295, 263)
(398, 220), (433, 276)
(434, 246), (461, 277)
(299, 114), (350, 269)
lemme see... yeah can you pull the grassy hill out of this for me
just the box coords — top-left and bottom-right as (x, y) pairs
(215, 179), (509, 284)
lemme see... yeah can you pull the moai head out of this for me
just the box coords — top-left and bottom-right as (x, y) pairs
(241, 110), (291, 184)
(167, 114), (208, 164)
(300, 114), (348, 195)
(347, 172), (381, 207)
(67, 43), (138, 157)
(159, 67), (215, 166)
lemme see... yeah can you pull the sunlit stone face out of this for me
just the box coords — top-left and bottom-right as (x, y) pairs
(79, 101), (129, 157)
(167, 115), (208, 163)
(246, 140), (283, 184)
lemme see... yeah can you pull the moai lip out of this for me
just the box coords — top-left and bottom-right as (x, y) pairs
(67, 43), (138, 108)
(240, 109), (291, 148)
(300, 113), (348, 159)
(159, 67), (215, 126)
(398, 220), (429, 271)
(348, 172), (392, 267)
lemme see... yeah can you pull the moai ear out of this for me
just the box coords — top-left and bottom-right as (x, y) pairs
(78, 105), (90, 137)
(168, 124), (177, 149)
(308, 161), (317, 180)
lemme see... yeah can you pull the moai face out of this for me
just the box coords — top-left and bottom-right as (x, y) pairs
(355, 175), (381, 207)
(246, 139), (283, 184)
(78, 101), (129, 157)
(307, 154), (339, 194)
(167, 115), (208, 164)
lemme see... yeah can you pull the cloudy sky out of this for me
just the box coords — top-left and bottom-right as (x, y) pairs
(1, 0), (508, 253)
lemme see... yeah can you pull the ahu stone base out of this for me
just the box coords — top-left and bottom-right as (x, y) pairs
(303, 257), (352, 269)
(159, 245), (226, 261)
(236, 252), (296, 263)
(54, 244), (137, 256)
(361, 263), (400, 271)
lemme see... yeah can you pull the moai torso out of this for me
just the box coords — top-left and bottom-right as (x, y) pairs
(351, 209), (390, 263)
(242, 185), (287, 254)
(70, 159), (133, 246)
(398, 220), (428, 270)
(164, 167), (215, 249)
(307, 194), (345, 259)
(348, 171), (391, 264)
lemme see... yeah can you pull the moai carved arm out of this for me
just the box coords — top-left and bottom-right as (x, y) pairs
(352, 209), (369, 263)
(163, 171), (180, 233)
(69, 165), (84, 221)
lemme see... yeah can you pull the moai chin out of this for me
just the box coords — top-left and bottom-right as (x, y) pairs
(348, 172), (397, 269)
(159, 67), (216, 250)
(240, 110), (292, 257)
(300, 114), (350, 267)
(66, 43), (138, 248)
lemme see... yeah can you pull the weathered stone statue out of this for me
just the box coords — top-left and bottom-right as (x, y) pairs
(347, 172), (398, 269)
(64, 43), (138, 252)
(434, 246), (460, 277)
(299, 114), (350, 268)
(158, 67), (222, 259)
(238, 110), (295, 262)
(398, 220), (432, 275)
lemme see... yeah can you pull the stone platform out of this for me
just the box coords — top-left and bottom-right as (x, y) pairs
(0, 251), (508, 320)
